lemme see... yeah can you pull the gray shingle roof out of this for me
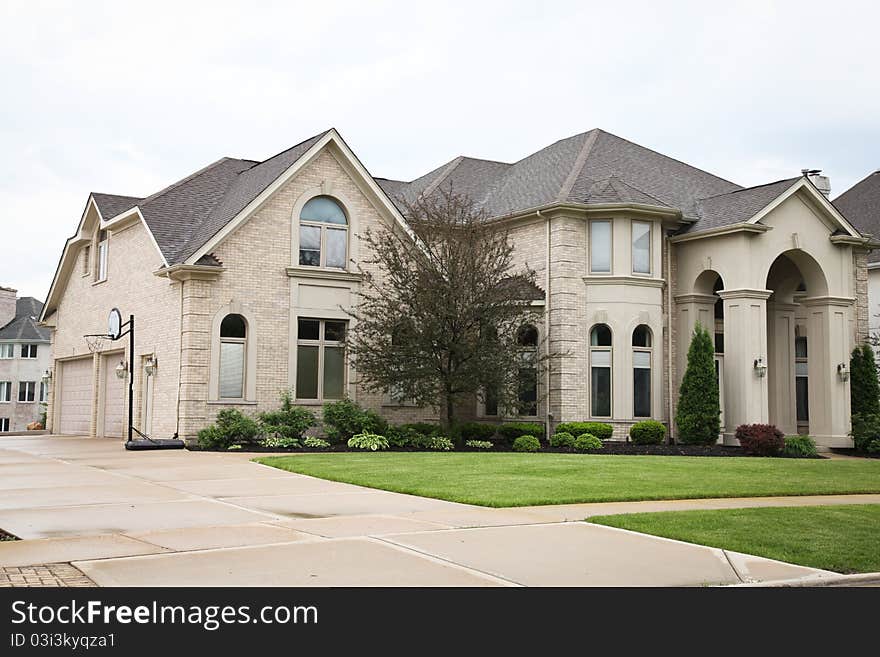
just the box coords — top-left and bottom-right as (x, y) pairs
(91, 193), (142, 220)
(835, 171), (880, 263)
(693, 178), (800, 231)
(0, 297), (49, 342)
(384, 129), (742, 227)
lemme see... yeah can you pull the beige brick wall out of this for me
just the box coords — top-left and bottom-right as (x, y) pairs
(854, 249), (869, 344)
(49, 217), (181, 439)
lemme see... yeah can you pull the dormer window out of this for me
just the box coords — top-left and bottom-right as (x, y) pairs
(298, 196), (348, 269)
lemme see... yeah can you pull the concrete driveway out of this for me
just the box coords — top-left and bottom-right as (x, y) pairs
(0, 435), (849, 587)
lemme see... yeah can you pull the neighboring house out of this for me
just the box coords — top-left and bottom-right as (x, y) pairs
(39, 129), (875, 447)
(0, 287), (51, 432)
(835, 171), (880, 349)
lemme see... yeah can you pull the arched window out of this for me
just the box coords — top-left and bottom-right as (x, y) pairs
(632, 325), (652, 417)
(219, 314), (247, 398)
(298, 196), (348, 269)
(590, 324), (612, 417)
(516, 324), (539, 416)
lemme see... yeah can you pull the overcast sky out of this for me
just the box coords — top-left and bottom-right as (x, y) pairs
(1, 0), (878, 300)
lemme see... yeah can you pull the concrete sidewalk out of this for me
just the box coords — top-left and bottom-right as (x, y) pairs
(0, 434), (865, 587)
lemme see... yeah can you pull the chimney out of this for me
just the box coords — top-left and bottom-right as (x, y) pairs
(0, 286), (17, 329)
(802, 169), (831, 197)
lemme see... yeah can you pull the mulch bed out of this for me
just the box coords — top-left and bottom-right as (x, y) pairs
(192, 443), (823, 458)
(831, 448), (880, 459)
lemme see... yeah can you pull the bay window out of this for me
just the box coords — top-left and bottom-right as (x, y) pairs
(590, 220), (612, 274)
(590, 324), (612, 417)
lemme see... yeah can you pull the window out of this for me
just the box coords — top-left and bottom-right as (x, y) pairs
(97, 230), (108, 281)
(298, 196), (348, 269)
(590, 324), (612, 417)
(0, 344), (13, 359)
(82, 244), (91, 276)
(0, 418), (8, 432)
(21, 344), (37, 359)
(632, 325), (652, 417)
(296, 318), (346, 400)
(0, 381), (10, 402)
(590, 220), (612, 273)
(795, 332), (809, 424)
(39, 381), (47, 403)
(18, 381), (36, 403)
(632, 221), (651, 274)
(219, 314), (247, 398)
(516, 324), (539, 416)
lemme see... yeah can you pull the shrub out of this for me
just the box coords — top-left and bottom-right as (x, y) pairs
(260, 435), (301, 449)
(851, 413), (880, 452)
(549, 432), (575, 449)
(574, 433), (602, 451)
(459, 422), (498, 442)
(323, 399), (388, 444)
(676, 323), (721, 445)
(303, 437), (331, 449)
(783, 435), (818, 458)
(868, 439), (880, 454)
(347, 432), (390, 451)
(197, 408), (260, 449)
(499, 422), (545, 441)
(427, 436), (455, 451)
(465, 440), (493, 449)
(629, 420), (667, 445)
(850, 344), (880, 419)
(512, 435), (541, 452)
(258, 390), (316, 441)
(555, 422), (613, 442)
(736, 424), (784, 456)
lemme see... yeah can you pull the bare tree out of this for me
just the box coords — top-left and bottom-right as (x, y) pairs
(345, 188), (548, 428)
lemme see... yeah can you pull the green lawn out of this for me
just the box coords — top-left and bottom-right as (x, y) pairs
(590, 504), (880, 573)
(254, 452), (880, 507)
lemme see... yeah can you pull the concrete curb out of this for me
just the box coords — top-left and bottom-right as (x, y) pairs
(729, 571), (880, 587)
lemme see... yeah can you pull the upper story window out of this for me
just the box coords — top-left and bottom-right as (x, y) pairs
(0, 344), (13, 359)
(18, 381), (36, 403)
(0, 381), (11, 402)
(219, 314), (247, 399)
(298, 196), (348, 269)
(590, 220), (612, 274)
(632, 220), (652, 274)
(97, 229), (108, 281)
(21, 344), (38, 359)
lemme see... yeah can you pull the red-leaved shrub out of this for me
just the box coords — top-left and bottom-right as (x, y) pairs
(735, 423), (784, 456)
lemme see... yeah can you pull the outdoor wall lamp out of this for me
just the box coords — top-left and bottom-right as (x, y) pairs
(753, 357), (767, 378)
(837, 362), (850, 382)
(115, 361), (128, 380)
(41, 369), (52, 383)
(144, 356), (158, 377)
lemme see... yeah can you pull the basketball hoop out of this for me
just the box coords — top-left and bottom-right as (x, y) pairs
(84, 334), (108, 354)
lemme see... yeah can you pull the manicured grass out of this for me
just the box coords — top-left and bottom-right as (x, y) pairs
(254, 452), (880, 507)
(590, 504), (880, 573)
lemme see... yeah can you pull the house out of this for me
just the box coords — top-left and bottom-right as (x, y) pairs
(0, 287), (51, 433)
(39, 129), (875, 447)
(835, 171), (880, 347)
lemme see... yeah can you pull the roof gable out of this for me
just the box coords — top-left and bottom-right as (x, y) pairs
(0, 296), (48, 341)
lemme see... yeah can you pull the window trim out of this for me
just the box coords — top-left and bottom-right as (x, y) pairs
(18, 381), (36, 403)
(0, 381), (11, 402)
(589, 324), (613, 419)
(295, 318), (348, 403)
(0, 344), (13, 359)
(96, 230), (109, 282)
(589, 219), (613, 275)
(21, 344), (38, 359)
(631, 220), (652, 276)
(297, 196), (350, 270)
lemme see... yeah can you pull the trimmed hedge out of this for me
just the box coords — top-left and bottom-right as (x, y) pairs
(499, 422), (545, 441)
(512, 435), (541, 452)
(783, 435), (817, 458)
(555, 422), (613, 442)
(574, 433), (602, 451)
(550, 432), (576, 449)
(736, 424), (784, 456)
(459, 422), (498, 442)
(629, 420), (667, 445)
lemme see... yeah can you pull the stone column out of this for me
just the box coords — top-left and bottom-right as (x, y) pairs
(673, 293), (717, 393)
(718, 288), (772, 444)
(803, 296), (854, 447)
(767, 301), (797, 435)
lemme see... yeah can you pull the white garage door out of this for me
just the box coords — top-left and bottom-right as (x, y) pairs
(101, 354), (125, 438)
(58, 357), (94, 435)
